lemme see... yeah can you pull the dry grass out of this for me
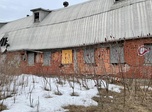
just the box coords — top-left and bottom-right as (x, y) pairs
(64, 105), (100, 112)
(64, 84), (152, 112)
(0, 73), (16, 111)
(0, 104), (7, 111)
(0, 72), (151, 112)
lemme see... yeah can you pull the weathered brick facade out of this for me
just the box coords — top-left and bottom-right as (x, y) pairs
(124, 38), (152, 78)
(0, 38), (151, 78)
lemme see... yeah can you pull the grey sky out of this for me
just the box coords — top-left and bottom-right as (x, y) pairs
(0, 0), (88, 22)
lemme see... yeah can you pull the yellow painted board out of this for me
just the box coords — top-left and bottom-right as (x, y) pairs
(62, 50), (72, 64)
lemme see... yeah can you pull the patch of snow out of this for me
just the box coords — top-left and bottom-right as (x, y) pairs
(109, 96), (113, 99)
(1, 74), (123, 112)
(108, 84), (123, 93)
(140, 86), (152, 91)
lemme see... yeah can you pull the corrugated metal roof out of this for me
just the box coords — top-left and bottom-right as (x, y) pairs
(0, 34), (4, 40)
(0, 0), (152, 51)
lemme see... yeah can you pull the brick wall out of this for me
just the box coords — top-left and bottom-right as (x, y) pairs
(124, 38), (152, 78)
(0, 38), (151, 78)
(0, 52), (21, 75)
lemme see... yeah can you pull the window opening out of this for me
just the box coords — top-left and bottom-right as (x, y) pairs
(28, 53), (34, 66)
(62, 50), (72, 64)
(43, 52), (51, 66)
(110, 44), (125, 64)
(144, 44), (152, 64)
(84, 47), (95, 64)
(34, 12), (39, 22)
(0, 37), (8, 47)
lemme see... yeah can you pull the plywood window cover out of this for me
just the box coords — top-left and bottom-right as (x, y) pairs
(62, 50), (72, 64)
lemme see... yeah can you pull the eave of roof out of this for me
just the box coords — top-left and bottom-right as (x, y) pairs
(30, 8), (52, 12)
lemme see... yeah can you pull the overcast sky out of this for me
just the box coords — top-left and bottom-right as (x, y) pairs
(0, 0), (88, 22)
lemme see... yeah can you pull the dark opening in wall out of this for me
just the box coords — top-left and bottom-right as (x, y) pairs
(0, 37), (8, 47)
(34, 12), (39, 22)
(115, 0), (125, 3)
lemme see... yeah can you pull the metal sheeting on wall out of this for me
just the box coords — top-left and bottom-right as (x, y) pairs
(110, 45), (125, 64)
(0, 0), (152, 51)
(27, 53), (34, 66)
(84, 48), (95, 64)
(144, 45), (152, 64)
(43, 52), (51, 66)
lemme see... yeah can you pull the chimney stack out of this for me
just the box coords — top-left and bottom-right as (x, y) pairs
(63, 1), (69, 7)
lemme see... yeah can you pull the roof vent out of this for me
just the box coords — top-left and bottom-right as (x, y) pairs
(63, 1), (69, 7)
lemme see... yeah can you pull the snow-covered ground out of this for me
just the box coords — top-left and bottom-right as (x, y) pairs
(1, 74), (123, 112)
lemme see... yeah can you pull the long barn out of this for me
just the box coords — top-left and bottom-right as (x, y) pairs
(0, 0), (152, 78)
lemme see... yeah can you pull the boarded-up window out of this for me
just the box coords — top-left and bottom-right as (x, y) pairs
(144, 44), (152, 64)
(28, 53), (34, 66)
(62, 50), (72, 64)
(110, 45), (124, 64)
(84, 48), (95, 64)
(43, 52), (51, 66)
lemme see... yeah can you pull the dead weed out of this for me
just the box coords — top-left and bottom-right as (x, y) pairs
(64, 85), (152, 112)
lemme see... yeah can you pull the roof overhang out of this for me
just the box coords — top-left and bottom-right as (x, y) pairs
(30, 8), (52, 12)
